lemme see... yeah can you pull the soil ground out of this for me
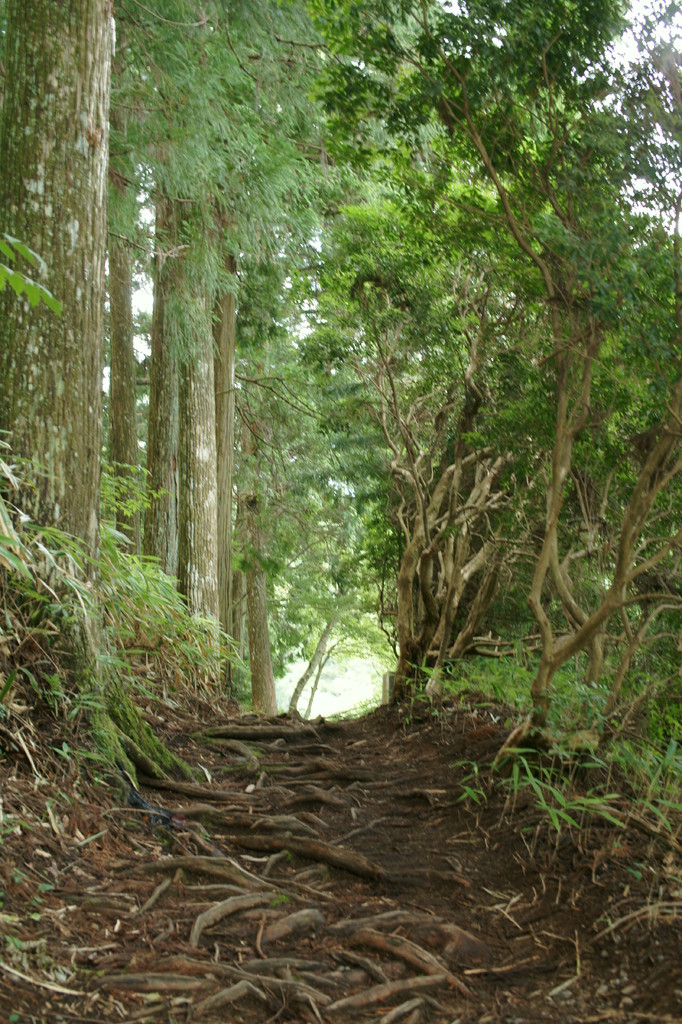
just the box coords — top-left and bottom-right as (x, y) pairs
(0, 691), (681, 1024)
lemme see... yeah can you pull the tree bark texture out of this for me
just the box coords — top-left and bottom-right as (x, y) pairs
(0, 1), (192, 781)
(242, 423), (278, 715)
(178, 296), (220, 621)
(244, 497), (278, 715)
(213, 255), (237, 638)
(144, 195), (179, 576)
(393, 455), (505, 698)
(109, 232), (142, 553)
(231, 566), (247, 657)
(0, 0), (112, 564)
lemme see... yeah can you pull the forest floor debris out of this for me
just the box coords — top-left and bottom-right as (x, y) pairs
(0, 693), (681, 1023)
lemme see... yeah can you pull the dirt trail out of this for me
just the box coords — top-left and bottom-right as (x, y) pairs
(0, 697), (680, 1023)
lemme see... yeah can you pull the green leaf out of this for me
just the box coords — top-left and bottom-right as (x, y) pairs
(0, 669), (18, 704)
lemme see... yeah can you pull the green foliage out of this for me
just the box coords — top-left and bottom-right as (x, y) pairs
(452, 759), (488, 806)
(449, 733), (681, 848)
(502, 751), (624, 833)
(101, 460), (143, 514)
(307, 0), (682, 732)
(0, 235), (61, 314)
(98, 523), (236, 698)
(3, 0), (680, 758)
(611, 738), (682, 834)
(0, 449), (235, 725)
(114, 0), (333, 356)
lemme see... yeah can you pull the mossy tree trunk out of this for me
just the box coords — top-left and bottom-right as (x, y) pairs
(0, 0), (190, 780)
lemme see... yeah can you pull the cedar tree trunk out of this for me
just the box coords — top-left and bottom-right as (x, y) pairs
(0, 0), (110, 555)
(109, 231), (142, 553)
(214, 254), (237, 641)
(0, 0), (189, 779)
(242, 422), (278, 714)
(178, 296), (220, 621)
(144, 195), (179, 576)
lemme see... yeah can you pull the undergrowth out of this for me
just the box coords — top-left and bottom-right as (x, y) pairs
(451, 736), (682, 859)
(419, 654), (682, 852)
(0, 447), (240, 732)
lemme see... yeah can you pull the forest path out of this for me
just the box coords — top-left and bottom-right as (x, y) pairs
(0, 697), (680, 1022)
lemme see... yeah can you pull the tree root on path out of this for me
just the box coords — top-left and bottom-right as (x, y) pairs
(112, 853), (277, 888)
(325, 974), (459, 1013)
(329, 909), (491, 965)
(226, 832), (392, 881)
(337, 926), (472, 996)
(202, 722), (320, 740)
(141, 776), (260, 803)
(189, 892), (274, 948)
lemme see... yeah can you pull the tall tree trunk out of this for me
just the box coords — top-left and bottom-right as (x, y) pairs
(0, 0), (189, 779)
(244, 497), (278, 715)
(242, 423), (277, 714)
(231, 565), (247, 656)
(178, 295), (220, 621)
(229, 562), (248, 696)
(214, 254), (237, 644)
(109, 232), (141, 553)
(108, 46), (141, 554)
(144, 195), (179, 576)
(0, 0), (110, 560)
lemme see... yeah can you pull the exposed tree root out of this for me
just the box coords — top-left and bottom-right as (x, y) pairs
(114, 854), (276, 888)
(141, 777), (258, 802)
(194, 979), (267, 1016)
(203, 721), (320, 740)
(325, 974), (456, 1013)
(189, 892), (273, 948)
(382, 998), (426, 1024)
(340, 927), (471, 995)
(261, 908), (326, 945)
(225, 832), (391, 881)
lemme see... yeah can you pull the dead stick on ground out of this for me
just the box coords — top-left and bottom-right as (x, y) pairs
(0, 961), (85, 996)
(592, 900), (682, 942)
(333, 817), (392, 845)
(120, 1001), (173, 1023)
(94, 973), (207, 992)
(134, 875), (173, 916)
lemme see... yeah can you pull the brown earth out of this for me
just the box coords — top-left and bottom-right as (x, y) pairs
(0, 691), (681, 1024)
